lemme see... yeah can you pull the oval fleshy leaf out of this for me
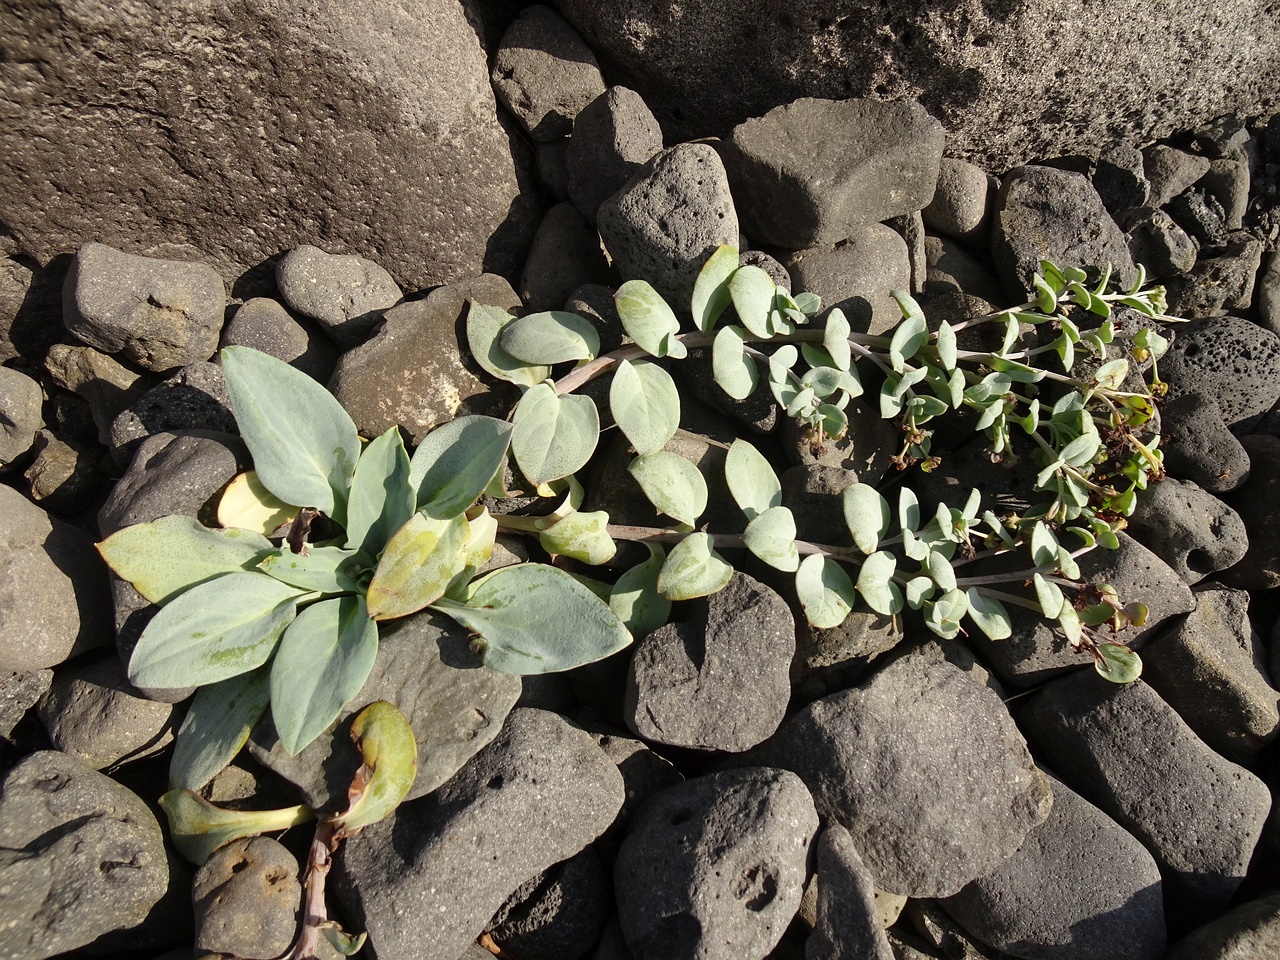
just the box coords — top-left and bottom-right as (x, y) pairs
(842, 483), (890, 555)
(346, 427), (414, 556)
(539, 510), (617, 566)
(965, 588), (1013, 640)
(366, 512), (469, 620)
(823, 308), (852, 370)
(499, 311), (601, 364)
(270, 594), (379, 755)
(1095, 643), (1143, 683)
(257, 545), (366, 594)
(465, 302), (550, 387)
(724, 439), (781, 521)
(615, 280), (686, 359)
(728, 265), (775, 338)
(691, 245), (739, 332)
(333, 700), (419, 835)
(168, 667), (271, 792)
(609, 544), (671, 640)
(221, 346), (359, 521)
(712, 324), (759, 400)
(855, 551), (903, 616)
(217, 471), (296, 536)
(656, 532), (733, 601)
(98, 515), (274, 606)
(128, 572), (306, 689)
(433, 565), (632, 674)
(610, 359), (681, 456)
(743, 505), (800, 572)
(795, 554), (857, 630)
(409, 416), (514, 518)
(511, 384), (600, 487)
(628, 451), (708, 526)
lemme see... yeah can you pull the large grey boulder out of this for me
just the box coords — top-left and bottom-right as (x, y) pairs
(1165, 891), (1280, 960)
(1159, 316), (1280, 425)
(614, 768), (819, 960)
(333, 708), (624, 960)
(0, 0), (539, 290)
(721, 97), (944, 248)
(555, 1), (1279, 169)
(745, 643), (1053, 897)
(784, 225), (913, 335)
(0, 751), (170, 960)
(1125, 477), (1248, 584)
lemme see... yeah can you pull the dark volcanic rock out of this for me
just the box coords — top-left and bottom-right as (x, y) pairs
(746, 643), (1053, 897)
(333, 708), (624, 960)
(721, 97), (944, 248)
(566, 86), (665, 226)
(1022, 672), (1272, 917)
(0, 0), (539, 290)
(624, 572), (794, 753)
(1125, 477), (1248, 584)
(922, 157), (992, 245)
(1165, 891), (1280, 960)
(805, 824), (895, 960)
(1143, 144), (1212, 208)
(108, 361), (236, 454)
(1159, 392), (1249, 493)
(485, 848), (612, 960)
(519, 201), (616, 311)
(192, 837), (300, 960)
(940, 773), (1166, 960)
(614, 768), (818, 960)
(554, 1), (1280, 170)
(274, 244), (402, 351)
(784, 226), (912, 335)
(1160, 316), (1280, 425)
(1219, 434), (1280, 589)
(219, 297), (337, 383)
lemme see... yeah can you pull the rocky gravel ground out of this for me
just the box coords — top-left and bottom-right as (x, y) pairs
(3, 4), (1280, 960)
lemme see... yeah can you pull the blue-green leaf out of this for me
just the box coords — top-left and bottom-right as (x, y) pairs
(823, 308), (852, 370)
(365, 513), (469, 620)
(270, 594), (379, 755)
(409, 416), (514, 518)
(794, 554), (856, 629)
(1095, 643), (1142, 683)
(743, 506), (800, 572)
(499, 311), (600, 364)
(728, 265), (776, 338)
(539, 510), (617, 565)
(842, 483), (890, 555)
(345, 428), (414, 556)
(610, 359), (681, 455)
(615, 280), (687, 359)
(466, 303), (551, 387)
(128, 573), (306, 689)
(965, 588), (1012, 640)
(511, 384), (600, 487)
(609, 544), (671, 640)
(691, 245), (739, 332)
(257, 545), (366, 594)
(712, 325), (759, 400)
(656, 532), (733, 601)
(628, 451), (708, 526)
(221, 346), (359, 522)
(725, 439), (782, 521)
(855, 551), (903, 616)
(168, 667), (271, 792)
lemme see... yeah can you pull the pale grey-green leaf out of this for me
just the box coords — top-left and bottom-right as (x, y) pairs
(615, 280), (686, 359)
(794, 554), (856, 629)
(855, 551), (903, 616)
(609, 544), (671, 639)
(409, 416), (514, 518)
(691, 245), (739, 332)
(842, 483), (890, 555)
(712, 324), (759, 400)
(346, 428), (414, 556)
(465, 302), (550, 387)
(628, 450), (708, 526)
(169, 668), (270, 791)
(511, 384), (600, 487)
(728, 265), (775, 338)
(724, 439), (782, 521)
(610, 359), (681, 455)
(499, 311), (600, 364)
(743, 506), (800, 572)
(965, 588), (1012, 640)
(656, 532), (732, 601)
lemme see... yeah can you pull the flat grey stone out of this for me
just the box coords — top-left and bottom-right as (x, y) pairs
(598, 143), (739, 309)
(745, 643), (1053, 897)
(1165, 891), (1280, 960)
(1159, 392), (1249, 493)
(192, 837), (301, 960)
(805, 825), (894, 960)
(1092, 143), (1150, 212)
(723, 97), (944, 249)
(1142, 584), (1280, 762)
(0, 751), (169, 960)
(1120, 207), (1199, 278)
(275, 244), (402, 350)
(249, 609), (522, 810)
(219, 297), (337, 383)
(109, 361), (236, 455)
(965, 532), (1195, 688)
(333, 708), (624, 960)
(328, 274), (518, 445)
(567, 86), (664, 226)
(1161, 315), (1280, 425)
(922, 234), (1004, 303)
(940, 772), (1166, 960)
(0, 484), (113, 672)
(1126, 477), (1248, 584)
(36, 653), (179, 769)
(625, 572), (793, 752)
(1219, 434), (1280, 589)
(615, 767), (818, 960)
(784, 225), (912, 335)
(1022, 671), (1272, 916)
(485, 847), (611, 960)
(1143, 145), (1212, 208)
(0, 668), (52, 740)
(993, 165), (1138, 301)
(1165, 237), (1264, 319)
(491, 4), (606, 142)
(0, 365), (43, 465)
(62, 242), (225, 372)
(922, 157), (992, 246)
(518, 201), (615, 311)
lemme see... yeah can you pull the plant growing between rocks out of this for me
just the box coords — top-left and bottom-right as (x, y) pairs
(94, 246), (1181, 956)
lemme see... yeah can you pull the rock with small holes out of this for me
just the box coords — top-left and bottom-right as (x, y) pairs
(1159, 392), (1249, 493)
(597, 143), (739, 309)
(624, 572), (795, 753)
(743, 642), (1053, 897)
(62, 242), (225, 373)
(1258, 251), (1280, 336)
(519, 201), (615, 311)
(1125, 477), (1247, 584)
(784, 225), (912, 335)
(1022, 671), (1271, 919)
(1165, 236), (1264, 319)
(992, 165), (1138, 300)
(485, 847), (612, 960)
(219, 297), (337, 383)
(1219, 434), (1280, 589)
(922, 157), (992, 246)
(805, 824), (895, 960)
(275, 244), (403, 350)
(567, 87), (665, 226)
(333, 708), (624, 960)
(491, 5), (607, 142)
(0, 750), (170, 960)
(1160, 316), (1280, 425)
(1142, 145), (1211, 209)
(1165, 890), (1280, 960)
(249, 609), (521, 809)
(614, 767), (819, 960)
(1141, 584), (1280, 763)
(940, 772), (1166, 960)
(581, 722), (684, 856)
(108, 361), (237, 456)
(191, 837), (301, 960)
(721, 97), (944, 249)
